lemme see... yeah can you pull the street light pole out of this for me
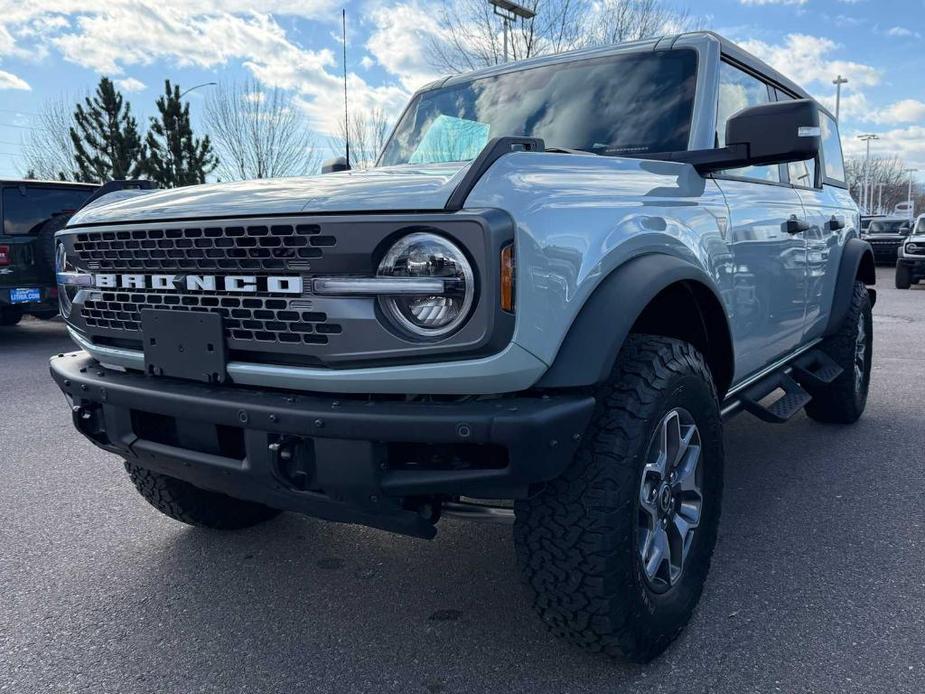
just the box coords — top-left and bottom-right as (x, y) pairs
(489, 0), (536, 63)
(832, 75), (848, 122)
(905, 168), (918, 221)
(179, 82), (217, 99)
(857, 134), (879, 214)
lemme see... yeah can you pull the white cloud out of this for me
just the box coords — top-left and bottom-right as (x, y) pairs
(0, 2), (408, 135)
(0, 67), (29, 90)
(820, 90), (870, 121)
(115, 76), (146, 92)
(364, 1), (445, 92)
(738, 34), (881, 92)
(886, 26), (921, 39)
(869, 99), (925, 125)
(842, 125), (925, 172)
(740, 0), (807, 5)
(360, 55), (374, 70)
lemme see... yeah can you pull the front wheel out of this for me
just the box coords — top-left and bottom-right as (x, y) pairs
(895, 264), (912, 290)
(514, 335), (724, 662)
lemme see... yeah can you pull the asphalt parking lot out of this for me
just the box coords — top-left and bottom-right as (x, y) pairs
(1, 266), (923, 694)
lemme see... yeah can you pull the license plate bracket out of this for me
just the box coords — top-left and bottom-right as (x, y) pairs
(141, 309), (227, 384)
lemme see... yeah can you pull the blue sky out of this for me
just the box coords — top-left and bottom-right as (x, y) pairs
(1, 0), (924, 180)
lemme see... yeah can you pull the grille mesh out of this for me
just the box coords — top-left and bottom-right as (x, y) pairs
(81, 291), (342, 345)
(72, 223), (336, 272)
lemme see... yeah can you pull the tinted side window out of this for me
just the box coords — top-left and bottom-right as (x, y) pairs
(788, 158), (816, 188)
(774, 88), (819, 189)
(821, 114), (846, 183)
(716, 62), (779, 182)
(1, 185), (93, 236)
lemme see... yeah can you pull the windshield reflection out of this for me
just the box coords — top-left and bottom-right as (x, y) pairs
(380, 50), (698, 167)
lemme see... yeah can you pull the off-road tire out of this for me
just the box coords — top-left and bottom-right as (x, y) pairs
(805, 282), (873, 424)
(894, 264), (912, 289)
(514, 335), (724, 662)
(124, 462), (281, 529)
(36, 214), (71, 274)
(0, 307), (23, 326)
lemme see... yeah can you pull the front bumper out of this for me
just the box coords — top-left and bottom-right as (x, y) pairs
(51, 351), (594, 538)
(898, 256), (925, 279)
(867, 241), (902, 263)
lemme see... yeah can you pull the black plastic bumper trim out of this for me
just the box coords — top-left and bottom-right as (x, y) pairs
(50, 352), (594, 538)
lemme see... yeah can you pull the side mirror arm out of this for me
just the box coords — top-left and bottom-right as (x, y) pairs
(642, 144), (750, 174)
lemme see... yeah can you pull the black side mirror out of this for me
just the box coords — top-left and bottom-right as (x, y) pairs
(321, 157), (351, 174)
(725, 99), (821, 168)
(655, 99), (821, 174)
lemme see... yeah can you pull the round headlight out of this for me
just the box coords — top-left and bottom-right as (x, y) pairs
(906, 243), (920, 254)
(377, 232), (475, 338)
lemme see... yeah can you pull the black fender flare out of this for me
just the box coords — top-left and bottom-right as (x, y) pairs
(824, 238), (876, 336)
(536, 254), (734, 394)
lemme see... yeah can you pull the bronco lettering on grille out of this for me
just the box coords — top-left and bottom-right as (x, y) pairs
(93, 273), (303, 294)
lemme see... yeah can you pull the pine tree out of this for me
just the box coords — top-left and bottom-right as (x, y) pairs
(70, 78), (144, 183)
(143, 80), (218, 188)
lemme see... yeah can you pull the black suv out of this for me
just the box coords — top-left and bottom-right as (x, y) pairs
(1, 180), (97, 326)
(862, 216), (912, 264)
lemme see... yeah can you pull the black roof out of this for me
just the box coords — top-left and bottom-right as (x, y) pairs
(0, 179), (98, 189)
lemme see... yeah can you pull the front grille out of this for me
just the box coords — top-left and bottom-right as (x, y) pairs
(82, 290), (342, 345)
(63, 212), (505, 370)
(72, 223), (336, 272)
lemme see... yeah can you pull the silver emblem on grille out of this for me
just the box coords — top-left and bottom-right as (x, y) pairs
(93, 273), (303, 294)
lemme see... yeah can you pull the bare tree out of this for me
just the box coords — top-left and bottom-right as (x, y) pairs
(426, 0), (695, 73)
(584, 0), (696, 46)
(330, 107), (393, 169)
(204, 80), (321, 180)
(845, 155), (913, 214)
(22, 95), (82, 180)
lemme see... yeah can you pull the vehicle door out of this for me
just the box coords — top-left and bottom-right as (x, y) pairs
(778, 104), (855, 341)
(712, 61), (808, 377)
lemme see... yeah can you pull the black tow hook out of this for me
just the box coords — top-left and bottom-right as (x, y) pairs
(71, 403), (110, 446)
(269, 436), (315, 491)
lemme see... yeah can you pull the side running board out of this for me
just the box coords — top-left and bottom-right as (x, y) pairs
(724, 349), (843, 423)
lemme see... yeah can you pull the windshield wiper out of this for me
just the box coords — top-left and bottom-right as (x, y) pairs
(545, 146), (596, 155)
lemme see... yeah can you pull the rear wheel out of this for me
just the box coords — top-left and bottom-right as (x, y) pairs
(514, 335), (724, 662)
(895, 264), (912, 289)
(124, 462), (281, 530)
(805, 281), (872, 424)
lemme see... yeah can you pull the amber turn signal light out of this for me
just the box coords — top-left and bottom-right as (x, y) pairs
(500, 243), (515, 312)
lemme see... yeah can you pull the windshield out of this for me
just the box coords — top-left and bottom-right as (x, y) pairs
(914, 218), (925, 235)
(868, 219), (911, 234)
(379, 49), (698, 166)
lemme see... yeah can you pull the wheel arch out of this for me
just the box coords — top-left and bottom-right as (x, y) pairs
(824, 238), (876, 337)
(535, 254), (735, 398)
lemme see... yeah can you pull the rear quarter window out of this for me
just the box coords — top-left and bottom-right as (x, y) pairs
(2, 185), (94, 236)
(821, 114), (846, 184)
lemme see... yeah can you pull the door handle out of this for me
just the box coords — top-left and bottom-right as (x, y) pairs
(826, 216), (845, 231)
(784, 217), (810, 235)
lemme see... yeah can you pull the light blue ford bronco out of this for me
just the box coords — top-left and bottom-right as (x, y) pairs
(51, 32), (875, 661)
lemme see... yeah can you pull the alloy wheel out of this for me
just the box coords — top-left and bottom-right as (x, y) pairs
(638, 408), (704, 593)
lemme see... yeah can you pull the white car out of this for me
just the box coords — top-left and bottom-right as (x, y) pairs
(896, 214), (925, 289)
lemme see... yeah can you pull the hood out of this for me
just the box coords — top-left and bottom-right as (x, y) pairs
(69, 163), (470, 226)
